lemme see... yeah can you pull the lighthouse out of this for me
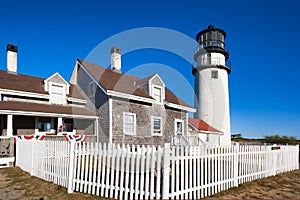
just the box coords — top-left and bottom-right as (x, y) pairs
(193, 25), (231, 145)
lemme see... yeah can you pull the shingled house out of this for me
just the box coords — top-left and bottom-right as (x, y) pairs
(0, 44), (98, 140)
(1, 45), (196, 145)
(69, 47), (195, 145)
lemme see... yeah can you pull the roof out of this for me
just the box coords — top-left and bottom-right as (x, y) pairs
(0, 70), (46, 94)
(0, 101), (94, 117)
(0, 70), (85, 99)
(188, 118), (222, 133)
(69, 85), (87, 99)
(78, 59), (192, 109)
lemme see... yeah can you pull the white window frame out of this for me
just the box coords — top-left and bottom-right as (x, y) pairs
(151, 85), (163, 104)
(151, 116), (162, 136)
(123, 112), (136, 135)
(88, 81), (96, 98)
(49, 82), (66, 105)
(174, 119), (184, 135)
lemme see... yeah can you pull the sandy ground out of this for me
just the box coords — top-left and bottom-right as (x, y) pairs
(0, 167), (299, 199)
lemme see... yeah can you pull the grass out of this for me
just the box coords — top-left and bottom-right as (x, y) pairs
(0, 167), (112, 200)
(0, 167), (299, 199)
(204, 169), (300, 199)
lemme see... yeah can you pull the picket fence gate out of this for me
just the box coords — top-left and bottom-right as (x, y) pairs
(16, 141), (299, 199)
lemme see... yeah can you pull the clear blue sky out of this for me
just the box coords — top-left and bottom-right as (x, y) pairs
(0, 0), (299, 139)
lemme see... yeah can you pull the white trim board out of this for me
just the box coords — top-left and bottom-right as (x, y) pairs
(107, 90), (155, 104)
(67, 97), (87, 104)
(0, 88), (49, 99)
(0, 109), (98, 119)
(0, 88), (85, 104)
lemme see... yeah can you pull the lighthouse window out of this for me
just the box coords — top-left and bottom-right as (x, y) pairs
(212, 31), (217, 40)
(211, 70), (218, 79)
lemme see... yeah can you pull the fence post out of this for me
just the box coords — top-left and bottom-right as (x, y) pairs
(265, 145), (271, 177)
(233, 143), (239, 187)
(30, 141), (35, 176)
(271, 144), (278, 176)
(162, 143), (170, 199)
(68, 140), (76, 193)
(296, 145), (299, 170)
(15, 140), (19, 167)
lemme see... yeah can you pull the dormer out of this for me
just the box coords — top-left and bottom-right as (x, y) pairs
(44, 72), (70, 105)
(137, 74), (165, 104)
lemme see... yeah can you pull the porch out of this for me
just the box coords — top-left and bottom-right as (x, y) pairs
(0, 114), (98, 137)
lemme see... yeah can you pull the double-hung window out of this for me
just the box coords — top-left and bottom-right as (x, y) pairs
(153, 86), (162, 103)
(151, 117), (162, 136)
(175, 119), (184, 135)
(123, 112), (136, 135)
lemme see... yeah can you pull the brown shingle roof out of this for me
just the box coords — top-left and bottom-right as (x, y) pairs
(78, 59), (193, 109)
(78, 60), (153, 99)
(69, 84), (86, 99)
(165, 88), (192, 108)
(0, 70), (85, 100)
(0, 101), (94, 116)
(188, 118), (221, 133)
(0, 70), (46, 94)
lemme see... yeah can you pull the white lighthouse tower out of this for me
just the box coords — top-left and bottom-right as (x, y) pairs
(193, 25), (231, 145)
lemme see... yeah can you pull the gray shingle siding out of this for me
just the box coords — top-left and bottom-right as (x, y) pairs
(76, 66), (109, 143)
(151, 76), (164, 86)
(77, 67), (94, 99)
(111, 97), (187, 146)
(76, 65), (189, 145)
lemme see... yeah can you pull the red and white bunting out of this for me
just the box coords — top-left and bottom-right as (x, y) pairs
(65, 135), (87, 143)
(14, 135), (45, 143)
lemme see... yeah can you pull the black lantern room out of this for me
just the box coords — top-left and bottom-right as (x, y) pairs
(195, 24), (229, 59)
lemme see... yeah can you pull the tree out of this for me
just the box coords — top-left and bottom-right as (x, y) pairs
(231, 133), (243, 139)
(263, 134), (298, 145)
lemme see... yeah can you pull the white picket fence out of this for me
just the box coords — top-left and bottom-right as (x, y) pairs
(16, 141), (71, 187)
(16, 141), (299, 199)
